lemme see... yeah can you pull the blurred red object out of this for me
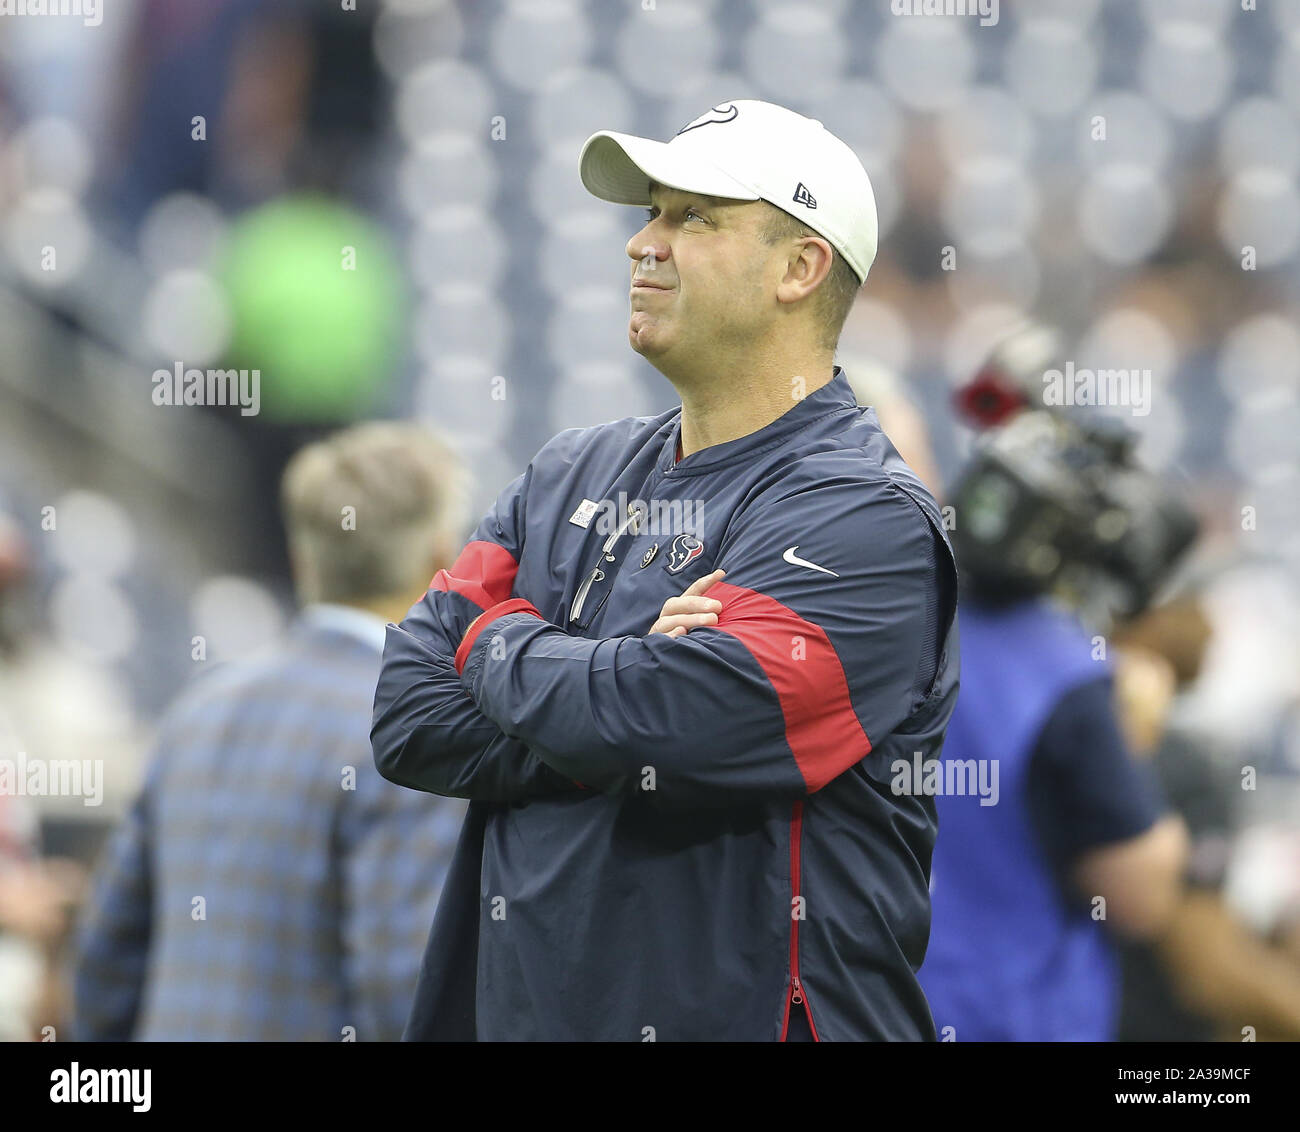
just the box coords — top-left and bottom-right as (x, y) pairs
(953, 366), (1029, 429)
(952, 320), (1061, 430)
(0, 514), (29, 595)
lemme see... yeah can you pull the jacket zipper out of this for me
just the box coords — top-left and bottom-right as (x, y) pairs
(568, 567), (604, 623)
(783, 799), (819, 1040)
(568, 503), (644, 626)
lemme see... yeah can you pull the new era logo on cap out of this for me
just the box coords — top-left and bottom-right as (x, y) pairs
(793, 182), (817, 209)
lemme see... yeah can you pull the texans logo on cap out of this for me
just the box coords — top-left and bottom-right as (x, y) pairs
(676, 103), (739, 136)
(664, 533), (705, 574)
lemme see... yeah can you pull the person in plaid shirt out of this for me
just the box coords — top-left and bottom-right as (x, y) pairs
(71, 424), (468, 1040)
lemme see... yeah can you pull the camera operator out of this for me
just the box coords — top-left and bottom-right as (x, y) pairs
(918, 332), (1194, 1041)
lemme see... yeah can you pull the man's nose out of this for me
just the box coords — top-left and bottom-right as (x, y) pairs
(627, 230), (667, 267)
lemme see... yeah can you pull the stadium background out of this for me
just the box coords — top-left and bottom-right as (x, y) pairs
(0, 0), (1297, 1038)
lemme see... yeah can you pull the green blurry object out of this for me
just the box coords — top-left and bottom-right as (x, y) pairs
(221, 195), (406, 423)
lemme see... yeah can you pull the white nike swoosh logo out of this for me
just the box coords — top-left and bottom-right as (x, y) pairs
(782, 546), (839, 578)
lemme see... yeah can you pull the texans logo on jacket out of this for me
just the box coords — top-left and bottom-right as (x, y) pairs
(664, 533), (704, 575)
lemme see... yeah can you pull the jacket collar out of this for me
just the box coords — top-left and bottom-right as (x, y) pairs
(657, 366), (856, 475)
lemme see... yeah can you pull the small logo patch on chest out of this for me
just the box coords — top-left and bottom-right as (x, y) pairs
(568, 499), (600, 529)
(640, 543), (659, 569)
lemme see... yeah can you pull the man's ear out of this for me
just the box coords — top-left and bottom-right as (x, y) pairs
(777, 236), (833, 306)
(798, 236), (834, 292)
(286, 539), (315, 605)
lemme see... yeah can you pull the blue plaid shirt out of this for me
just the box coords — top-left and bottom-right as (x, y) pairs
(72, 606), (465, 1041)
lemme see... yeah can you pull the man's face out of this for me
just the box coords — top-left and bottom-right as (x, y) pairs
(624, 182), (780, 376)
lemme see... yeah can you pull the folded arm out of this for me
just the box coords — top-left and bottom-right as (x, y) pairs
(371, 457), (585, 803)
(455, 477), (954, 808)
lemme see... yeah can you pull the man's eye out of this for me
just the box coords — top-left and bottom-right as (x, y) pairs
(643, 207), (704, 223)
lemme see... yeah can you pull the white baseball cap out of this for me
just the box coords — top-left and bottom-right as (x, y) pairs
(579, 99), (879, 284)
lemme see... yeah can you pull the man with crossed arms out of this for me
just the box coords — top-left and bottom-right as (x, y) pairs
(373, 100), (959, 1041)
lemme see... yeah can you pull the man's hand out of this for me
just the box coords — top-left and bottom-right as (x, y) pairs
(1112, 643), (1177, 757)
(0, 858), (86, 946)
(648, 569), (726, 639)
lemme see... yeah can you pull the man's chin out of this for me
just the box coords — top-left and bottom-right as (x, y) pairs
(628, 320), (671, 358)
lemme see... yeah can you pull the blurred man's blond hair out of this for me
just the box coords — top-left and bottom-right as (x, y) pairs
(281, 422), (467, 608)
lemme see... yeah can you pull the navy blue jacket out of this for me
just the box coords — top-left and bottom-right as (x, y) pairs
(372, 369), (960, 1041)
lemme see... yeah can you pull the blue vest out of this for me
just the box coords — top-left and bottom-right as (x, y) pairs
(918, 597), (1117, 1041)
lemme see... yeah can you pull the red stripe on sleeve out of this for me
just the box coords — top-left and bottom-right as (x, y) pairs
(454, 598), (543, 674)
(429, 540), (520, 611)
(708, 580), (872, 793)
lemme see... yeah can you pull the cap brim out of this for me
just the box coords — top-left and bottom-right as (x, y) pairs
(579, 131), (760, 206)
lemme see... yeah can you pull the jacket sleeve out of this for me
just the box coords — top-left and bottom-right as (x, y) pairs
(371, 456), (584, 803)
(455, 475), (955, 807)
